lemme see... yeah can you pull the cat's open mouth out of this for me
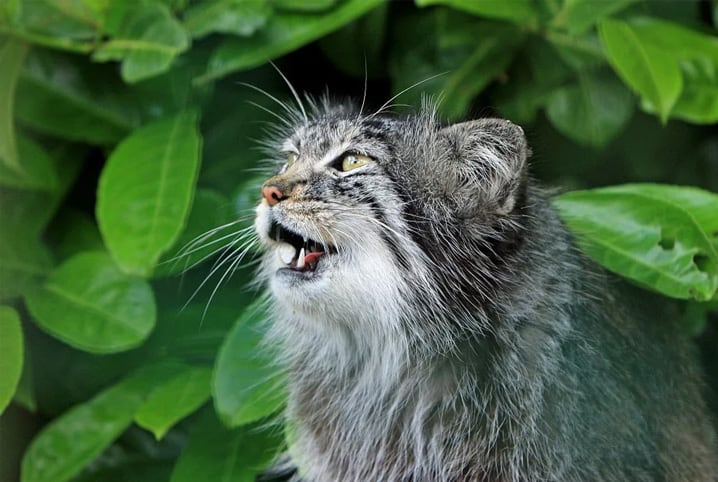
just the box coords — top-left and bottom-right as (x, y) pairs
(270, 220), (335, 275)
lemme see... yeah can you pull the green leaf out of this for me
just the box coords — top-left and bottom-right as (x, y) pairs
(0, 305), (23, 414)
(155, 189), (235, 277)
(13, 341), (35, 411)
(12, 0), (103, 40)
(21, 362), (185, 482)
(25, 252), (157, 353)
(0, 135), (58, 191)
(598, 18), (682, 123)
(558, 0), (638, 34)
(0, 38), (28, 173)
(622, 17), (718, 124)
(184, 0), (271, 39)
(0, 199), (53, 300)
(669, 58), (718, 124)
(97, 111), (202, 277)
(625, 17), (718, 65)
(15, 50), (136, 144)
(273, 0), (336, 12)
(318, 2), (388, 77)
(213, 298), (287, 427)
(92, 3), (190, 83)
(170, 407), (284, 482)
(135, 365), (212, 440)
(390, 11), (525, 120)
(415, 0), (537, 23)
(0, 143), (83, 237)
(545, 71), (634, 147)
(196, 0), (384, 84)
(494, 37), (574, 123)
(554, 184), (718, 301)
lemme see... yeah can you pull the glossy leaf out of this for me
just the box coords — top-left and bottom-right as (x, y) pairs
(21, 362), (185, 482)
(92, 3), (190, 83)
(415, 0), (536, 23)
(97, 111), (202, 277)
(559, 0), (638, 34)
(213, 298), (287, 427)
(12, 0), (103, 40)
(15, 50), (135, 144)
(0, 208), (53, 301)
(25, 252), (156, 353)
(184, 0), (271, 39)
(545, 71), (634, 147)
(669, 59), (718, 124)
(624, 17), (718, 124)
(554, 184), (718, 301)
(626, 17), (718, 65)
(197, 0), (384, 84)
(170, 407), (284, 482)
(0, 38), (28, 172)
(135, 365), (212, 440)
(599, 18), (682, 122)
(13, 343), (36, 412)
(0, 305), (23, 414)
(0, 144), (83, 237)
(0, 135), (58, 191)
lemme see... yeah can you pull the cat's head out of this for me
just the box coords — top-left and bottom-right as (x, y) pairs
(254, 102), (529, 332)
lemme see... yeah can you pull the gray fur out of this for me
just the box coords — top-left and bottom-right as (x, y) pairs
(253, 100), (718, 481)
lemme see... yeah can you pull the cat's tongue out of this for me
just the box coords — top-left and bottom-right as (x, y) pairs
(293, 248), (324, 271)
(304, 251), (323, 265)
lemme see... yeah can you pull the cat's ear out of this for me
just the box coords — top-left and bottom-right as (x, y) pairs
(439, 118), (528, 216)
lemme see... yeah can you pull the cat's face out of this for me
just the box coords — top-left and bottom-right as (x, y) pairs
(254, 105), (528, 327)
(254, 114), (416, 323)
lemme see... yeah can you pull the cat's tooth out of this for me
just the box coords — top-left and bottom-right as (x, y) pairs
(297, 247), (306, 269)
(278, 244), (295, 265)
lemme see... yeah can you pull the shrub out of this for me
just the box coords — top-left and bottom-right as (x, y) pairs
(0, 1), (716, 481)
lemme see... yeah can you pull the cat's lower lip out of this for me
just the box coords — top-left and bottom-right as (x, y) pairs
(276, 265), (322, 280)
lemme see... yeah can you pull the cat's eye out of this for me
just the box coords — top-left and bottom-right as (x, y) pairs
(340, 154), (372, 172)
(286, 152), (298, 166)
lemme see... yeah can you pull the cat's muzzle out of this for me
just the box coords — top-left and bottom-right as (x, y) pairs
(270, 220), (336, 275)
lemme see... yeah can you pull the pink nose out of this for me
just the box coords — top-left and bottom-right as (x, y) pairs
(262, 185), (284, 206)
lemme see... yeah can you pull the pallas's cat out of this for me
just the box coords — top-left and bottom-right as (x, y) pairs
(253, 100), (718, 481)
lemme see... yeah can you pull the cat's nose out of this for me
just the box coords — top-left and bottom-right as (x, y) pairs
(262, 185), (284, 206)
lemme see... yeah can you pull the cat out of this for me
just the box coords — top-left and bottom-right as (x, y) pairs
(252, 98), (718, 481)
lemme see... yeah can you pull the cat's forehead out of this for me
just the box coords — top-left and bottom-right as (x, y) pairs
(283, 115), (398, 157)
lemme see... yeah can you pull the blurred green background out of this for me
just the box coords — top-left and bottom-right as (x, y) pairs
(1, 1), (717, 481)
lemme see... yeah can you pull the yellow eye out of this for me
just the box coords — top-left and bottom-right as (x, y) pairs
(341, 154), (371, 172)
(287, 152), (298, 165)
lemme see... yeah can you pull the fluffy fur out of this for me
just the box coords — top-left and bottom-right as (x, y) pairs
(253, 100), (718, 481)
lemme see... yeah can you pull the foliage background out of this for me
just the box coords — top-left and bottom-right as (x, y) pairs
(1, 0), (717, 481)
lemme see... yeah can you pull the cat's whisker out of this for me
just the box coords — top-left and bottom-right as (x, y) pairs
(370, 72), (448, 119)
(238, 82), (302, 122)
(184, 235), (258, 311)
(179, 232), (258, 275)
(202, 240), (256, 321)
(173, 219), (244, 256)
(359, 55), (368, 118)
(165, 228), (248, 266)
(247, 100), (294, 127)
(270, 61), (308, 123)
